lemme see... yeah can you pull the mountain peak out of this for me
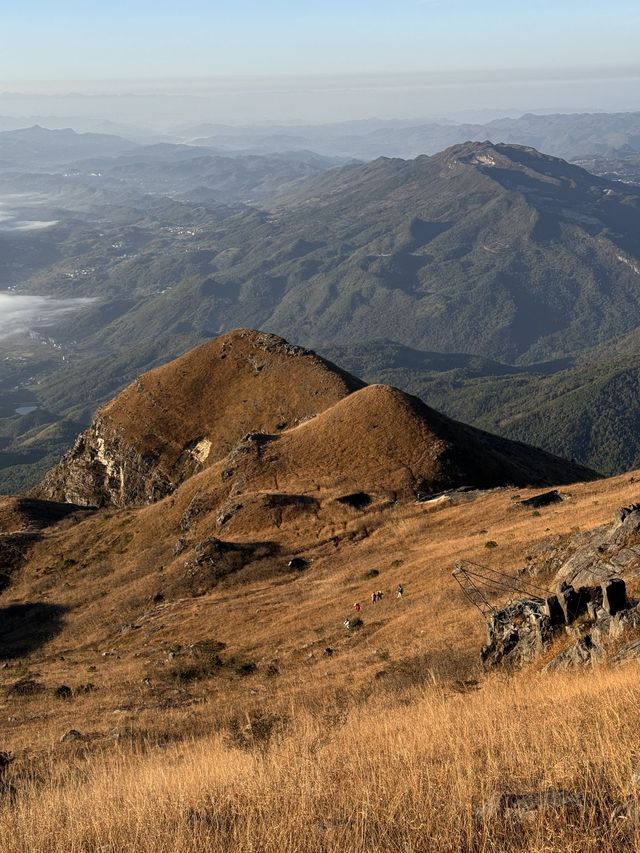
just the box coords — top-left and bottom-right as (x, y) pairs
(36, 329), (366, 507)
(435, 140), (604, 188)
(440, 139), (553, 168)
(36, 331), (598, 509)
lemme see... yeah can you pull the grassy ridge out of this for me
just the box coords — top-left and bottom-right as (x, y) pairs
(323, 340), (640, 475)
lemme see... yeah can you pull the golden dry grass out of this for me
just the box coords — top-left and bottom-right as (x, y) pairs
(2, 665), (640, 852)
(3, 462), (640, 850)
(2, 471), (639, 754)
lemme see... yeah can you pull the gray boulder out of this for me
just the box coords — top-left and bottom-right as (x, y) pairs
(481, 599), (551, 668)
(555, 582), (590, 624)
(476, 789), (586, 823)
(60, 729), (83, 743)
(555, 506), (640, 588)
(544, 634), (604, 671)
(482, 577), (635, 670)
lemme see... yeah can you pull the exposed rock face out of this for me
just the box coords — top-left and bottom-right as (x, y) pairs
(480, 504), (640, 669)
(481, 600), (554, 668)
(37, 420), (173, 508)
(612, 638), (640, 665)
(482, 573), (640, 671)
(554, 504), (640, 587)
(544, 633), (606, 671)
(602, 577), (627, 615)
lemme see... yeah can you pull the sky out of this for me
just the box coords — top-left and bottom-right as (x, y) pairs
(2, 0), (639, 80)
(0, 1), (638, 124)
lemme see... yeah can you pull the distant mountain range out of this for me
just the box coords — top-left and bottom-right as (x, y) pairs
(0, 126), (343, 203)
(65, 146), (346, 204)
(0, 125), (137, 168)
(2, 136), (640, 489)
(183, 111), (640, 161)
(4, 110), (640, 176)
(45, 139), (637, 364)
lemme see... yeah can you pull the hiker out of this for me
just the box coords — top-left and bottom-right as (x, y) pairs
(343, 619), (351, 629)
(371, 592), (377, 604)
(396, 585), (404, 599)
(376, 590), (383, 602)
(353, 602), (362, 612)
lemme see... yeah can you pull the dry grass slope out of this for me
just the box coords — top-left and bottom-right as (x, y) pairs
(36, 328), (366, 504)
(1, 332), (636, 851)
(2, 667), (640, 852)
(96, 328), (364, 471)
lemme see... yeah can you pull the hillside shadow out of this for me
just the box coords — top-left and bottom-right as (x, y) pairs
(408, 217), (453, 248)
(8, 498), (95, 528)
(0, 602), (66, 660)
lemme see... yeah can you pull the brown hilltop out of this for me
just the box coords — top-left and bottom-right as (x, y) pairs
(37, 330), (598, 510)
(200, 384), (599, 509)
(36, 329), (365, 507)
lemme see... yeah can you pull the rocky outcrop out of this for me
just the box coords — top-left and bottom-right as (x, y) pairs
(469, 505), (640, 671)
(36, 417), (175, 508)
(554, 504), (640, 587)
(161, 536), (280, 599)
(516, 503), (640, 596)
(519, 489), (564, 509)
(482, 575), (640, 671)
(481, 599), (554, 668)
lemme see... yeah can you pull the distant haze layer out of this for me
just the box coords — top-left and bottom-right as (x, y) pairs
(0, 69), (639, 130)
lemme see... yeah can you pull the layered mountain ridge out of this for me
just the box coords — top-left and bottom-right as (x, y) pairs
(3, 140), (640, 491)
(36, 329), (598, 509)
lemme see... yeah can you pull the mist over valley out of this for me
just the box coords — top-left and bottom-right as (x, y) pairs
(2, 5), (640, 848)
(0, 293), (95, 339)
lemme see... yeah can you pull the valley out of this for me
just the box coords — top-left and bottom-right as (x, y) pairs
(1, 118), (640, 850)
(2, 130), (640, 490)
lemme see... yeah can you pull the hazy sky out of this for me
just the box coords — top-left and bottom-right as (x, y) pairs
(3, 0), (639, 80)
(1, 1), (639, 125)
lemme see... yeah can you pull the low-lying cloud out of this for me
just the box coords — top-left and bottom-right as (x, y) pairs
(0, 294), (94, 340)
(0, 200), (58, 232)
